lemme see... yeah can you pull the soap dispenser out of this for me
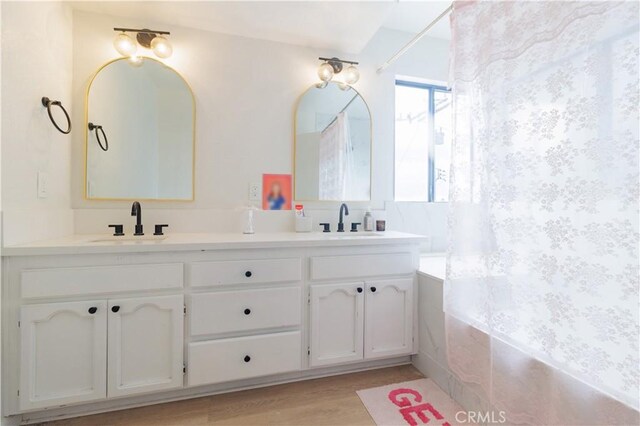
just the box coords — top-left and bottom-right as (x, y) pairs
(363, 207), (374, 232)
(243, 205), (257, 234)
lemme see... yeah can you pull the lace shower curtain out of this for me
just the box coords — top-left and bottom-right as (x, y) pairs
(319, 111), (354, 200)
(445, 1), (639, 424)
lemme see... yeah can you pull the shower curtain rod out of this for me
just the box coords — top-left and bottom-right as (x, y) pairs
(377, 3), (453, 73)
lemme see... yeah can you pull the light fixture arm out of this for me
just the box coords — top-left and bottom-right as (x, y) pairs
(113, 27), (171, 35)
(318, 57), (359, 66)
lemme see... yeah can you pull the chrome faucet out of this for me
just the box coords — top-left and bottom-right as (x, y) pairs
(337, 203), (349, 232)
(131, 201), (143, 236)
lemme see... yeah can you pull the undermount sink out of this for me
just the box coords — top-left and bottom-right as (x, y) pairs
(89, 235), (168, 243)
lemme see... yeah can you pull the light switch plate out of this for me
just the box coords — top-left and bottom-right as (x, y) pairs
(249, 183), (260, 201)
(37, 172), (49, 198)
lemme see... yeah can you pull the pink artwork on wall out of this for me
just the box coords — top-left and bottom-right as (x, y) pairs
(262, 174), (292, 210)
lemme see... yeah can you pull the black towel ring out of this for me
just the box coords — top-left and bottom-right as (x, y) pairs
(41, 97), (71, 134)
(88, 122), (109, 151)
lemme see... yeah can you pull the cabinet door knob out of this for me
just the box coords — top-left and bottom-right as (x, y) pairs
(111, 305), (120, 313)
(370, 287), (377, 293)
(244, 355), (251, 363)
(88, 307), (98, 314)
(357, 287), (363, 293)
(244, 308), (251, 315)
(245, 271), (252, 278)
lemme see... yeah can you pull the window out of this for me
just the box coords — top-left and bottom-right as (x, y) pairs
(394, 80), (452, 202)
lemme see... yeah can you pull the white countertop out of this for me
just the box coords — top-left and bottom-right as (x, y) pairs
(2, 231), (426, 257)
(418, 253), (446, 281)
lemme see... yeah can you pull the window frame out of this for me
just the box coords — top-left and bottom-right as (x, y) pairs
(394, 79), (451, 203)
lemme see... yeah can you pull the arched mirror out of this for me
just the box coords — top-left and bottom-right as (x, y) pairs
(294, 82), (371, 201)
(85, 57), (195, 200)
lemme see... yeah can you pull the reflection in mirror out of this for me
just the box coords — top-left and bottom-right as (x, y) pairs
(295, 82), (371, 201)
(86, 57), (194, 200)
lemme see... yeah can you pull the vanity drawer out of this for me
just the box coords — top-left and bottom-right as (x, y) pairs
(21, 263), (184, 299)
(188, 331), (301, 386)
(190, 287), (301, 336)
(191, 258), (301, 287)
(309, 253), (414, 281)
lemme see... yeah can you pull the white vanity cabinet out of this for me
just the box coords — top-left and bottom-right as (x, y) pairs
(364, 279), (414, 359)
(309, 282), (365, 367)
(309, 278), (414, 367)
(187, 258), (303, 387)
(2, 232), (423, 423)
(308, 252), (417, 368)
(107, 295), (184, 398)
(19, 300), (108, 411)
(19, 295), (184, 410)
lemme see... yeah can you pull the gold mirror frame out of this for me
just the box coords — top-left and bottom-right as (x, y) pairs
(84, 56), (196, 201)
(293, 82), (373, 202)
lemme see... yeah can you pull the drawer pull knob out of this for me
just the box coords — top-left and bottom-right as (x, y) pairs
(357, 287), (363, 293)
(88, 307), (98, 314)
(244, 355), (251, 363)
(370, 287), (377, 293)
(244, 308), (251, 315)
(111, 305), (120, 313)
(245, 271), (252, 278)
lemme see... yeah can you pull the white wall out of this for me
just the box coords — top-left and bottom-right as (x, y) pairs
(70, 10), (450, 244)
(1, 1), (74, 245)
(0, 5), (449, 244)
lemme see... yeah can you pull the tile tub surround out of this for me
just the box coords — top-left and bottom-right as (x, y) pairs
(419, 252), (446, 281)
(386, 202), (448, 252)
(414, 256), (496, 418)
(413, 255), (640, 425)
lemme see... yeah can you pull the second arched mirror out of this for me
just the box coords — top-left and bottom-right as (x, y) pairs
(294, 82), (371, 201)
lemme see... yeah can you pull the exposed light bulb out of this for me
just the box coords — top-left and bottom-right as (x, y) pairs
(343, 65), (360, 85)
(113, 32), (137, 56)
(317, 62), (334, 82)
(338, 82), (351, 91)
(151, 35), (173, 58)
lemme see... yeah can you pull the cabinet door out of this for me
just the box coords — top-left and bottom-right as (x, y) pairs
(108, 295), (184, 397)
(309, 283), (364, 367)
(364, 279), (414, 359)
(20, 301), (107, 410)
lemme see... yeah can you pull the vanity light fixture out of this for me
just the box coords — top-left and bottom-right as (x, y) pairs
(316, 57), (360, 88)
(113, 27), (173, 59)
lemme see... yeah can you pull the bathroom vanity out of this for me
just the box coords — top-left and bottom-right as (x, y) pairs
(2, 232), (422, 423)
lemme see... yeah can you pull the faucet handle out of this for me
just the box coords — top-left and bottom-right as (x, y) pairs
(108, 224), (124, 236)
(154, 224), (169, 236)
(319, 223), (331, 233)
(350, 222), (361, 232)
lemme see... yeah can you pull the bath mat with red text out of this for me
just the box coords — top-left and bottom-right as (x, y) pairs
(356, 378), (463, 426)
